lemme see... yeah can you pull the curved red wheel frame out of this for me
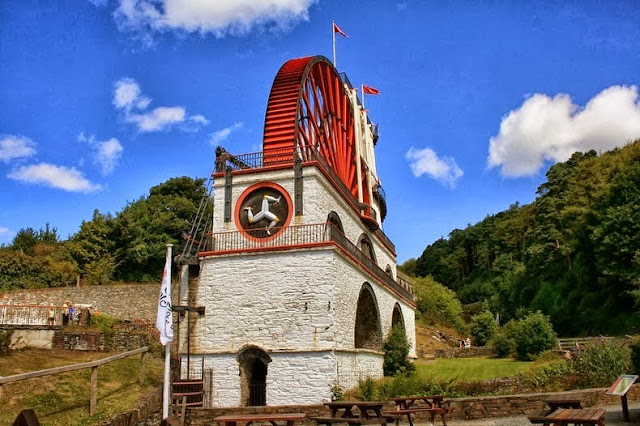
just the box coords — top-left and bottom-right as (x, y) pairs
(263, 56), (359, 199)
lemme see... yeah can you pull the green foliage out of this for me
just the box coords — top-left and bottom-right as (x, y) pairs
(383, 325), (415, 376)
(490, 331), (514, 358)
(355, 377), (377, 401)
(0, 247), (77, 289)
(515, 359), (575, 392)
(84, 254), (118, 285)
(330, 380), (344, 401)
(413, 141), (640, 336)
(469, 311), (498, 346)
(90, 313), (119, 334)
(511, 312), (557, 361)
(573, 340), (631, 388)
(629, 335), (640, 375)
(413, 276), (465, 332)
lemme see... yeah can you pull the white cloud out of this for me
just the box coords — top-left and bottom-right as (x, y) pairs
(114, 0), (315, 41)
(488, 85), (640, 177)
(406, 147), (464, 189)
(88, 0), (108, 7)
(8, 163), (102, 193)
(209, 122), (244, 145)
(79, 132), (124, 175)
(0, 135), (37, 163)
(0, 227), (11, 236)
(113, 77), (206, 132)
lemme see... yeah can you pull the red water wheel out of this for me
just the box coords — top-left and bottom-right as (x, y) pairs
(263, 56), (358, 198)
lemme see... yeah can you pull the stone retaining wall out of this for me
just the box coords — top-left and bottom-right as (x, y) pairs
(99, 389), (162, 426)
(435, 347), (493, 359)
(185, 384), (640, 424)
(52, 330), (149, 351)
(0, 283), (179, 323)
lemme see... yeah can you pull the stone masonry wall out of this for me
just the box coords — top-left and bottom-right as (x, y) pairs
(0, 283), (178, 323)
(186, 384), (640, 424)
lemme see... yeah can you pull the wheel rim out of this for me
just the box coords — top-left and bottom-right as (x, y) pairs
(263, 56), (358, 198)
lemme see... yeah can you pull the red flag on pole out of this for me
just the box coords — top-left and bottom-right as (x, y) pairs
(362, 85), (380, 95)
(333, 22), (349, 38)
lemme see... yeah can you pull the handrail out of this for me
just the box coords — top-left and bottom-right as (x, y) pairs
(202, 223), (413, 302)
(213, 145), (396, 255)
(0, 346), (149, 385)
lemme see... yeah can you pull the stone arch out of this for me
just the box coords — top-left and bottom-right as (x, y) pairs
(357, 233), (377, 263)
(237, 346), (271, 406)
(327, 211), (344, 234)
(391, 302), (406, 334)
(354, 283), (383, 350)
(385, 264), (394, 278)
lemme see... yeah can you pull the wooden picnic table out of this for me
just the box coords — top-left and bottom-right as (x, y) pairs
(213, 412), (307, 426)
(545, 394), (583, 411)
(542, 408), (606, 426)
(313, 401), (397, 426)
(387, 396), (448, 426)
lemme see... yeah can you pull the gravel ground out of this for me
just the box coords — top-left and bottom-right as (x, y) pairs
(416, 401), (640, 426)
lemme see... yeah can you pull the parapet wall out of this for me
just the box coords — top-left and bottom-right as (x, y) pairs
(185, 385), (640, 424)
(0, 283), (177, 323)
(435, 347), (494, 359)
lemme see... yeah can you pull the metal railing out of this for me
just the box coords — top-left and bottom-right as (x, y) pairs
(214, 145), (395, 253)
(206, 223), (413, 300)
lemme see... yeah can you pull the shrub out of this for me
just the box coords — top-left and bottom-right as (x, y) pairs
(383, 326), (415, 376)
(573, 340), (631, 388)
(511, 312), (557, 361)
(515, 359), (575, 392)
(355, 377), (377, 401)
(90, 312), (118, 333)
(490, 331), (514, 358)
(469, 311), (498, 346)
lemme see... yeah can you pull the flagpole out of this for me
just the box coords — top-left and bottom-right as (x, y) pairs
(332, 21), (337, 67)
(162, 243), (173, 420)
(361, 84), (365, 110)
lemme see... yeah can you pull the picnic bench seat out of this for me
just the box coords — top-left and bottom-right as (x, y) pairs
(527, 409), (554, 425)
(312, 415), (398, 425)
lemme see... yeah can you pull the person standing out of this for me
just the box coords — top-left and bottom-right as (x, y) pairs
(68, 304), (75, 325)
(62, 302), (69, 325)
(48, 307), (55, 325)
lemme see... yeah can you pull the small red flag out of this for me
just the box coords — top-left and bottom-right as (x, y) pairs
(333, 22), (349, 38)
(362, 85), (379, 95)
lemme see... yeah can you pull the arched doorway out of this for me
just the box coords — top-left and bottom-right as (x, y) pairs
(357, 234), (377, 264)
(391, 303), (406, 334)
(238, 347), (271, 406)
(354, 283), (383, 350)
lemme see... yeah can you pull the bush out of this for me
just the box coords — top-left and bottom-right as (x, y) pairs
(469, 311), (498, 346)
(490, 331), (514, 358)
(515, 359), (576, 392)
(383, 326), (415, 376)
(355, 377), (377, 401)
(511, 312), (557, 361)
(573, 340), (631, 388)
(90, 312), (118, 333)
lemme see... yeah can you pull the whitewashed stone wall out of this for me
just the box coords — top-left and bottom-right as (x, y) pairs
(336, 350), (384, 390)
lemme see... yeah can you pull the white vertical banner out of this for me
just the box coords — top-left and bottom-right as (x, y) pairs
(157, 243), (173, 420)
(157, 244), (174, 345)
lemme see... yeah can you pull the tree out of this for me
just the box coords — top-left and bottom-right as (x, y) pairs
(511, 312), (557, 361)
(413, 276), (465, 332)
(383, 325), (415, 376)
(469, 311), (498, 346)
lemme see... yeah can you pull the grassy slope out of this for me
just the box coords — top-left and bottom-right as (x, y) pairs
(414, 357), (532, 382)
(0, 349), (163, 426)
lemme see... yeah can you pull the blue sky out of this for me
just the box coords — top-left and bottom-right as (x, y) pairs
(1, 1), (640, 262)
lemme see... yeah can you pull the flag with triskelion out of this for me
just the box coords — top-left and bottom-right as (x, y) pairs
(156, 250), (174, 345)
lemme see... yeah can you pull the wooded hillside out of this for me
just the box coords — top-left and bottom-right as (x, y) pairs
(407, 140), (640, 336)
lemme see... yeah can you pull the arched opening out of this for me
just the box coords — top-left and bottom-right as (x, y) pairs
(357, 234), (377, 263)
(327, 211), (344, 233)
(385, 264), (394, 278)
(354, 283), (383, 350)
(238, 346), (271, 406)
(391, 303), (406, 334)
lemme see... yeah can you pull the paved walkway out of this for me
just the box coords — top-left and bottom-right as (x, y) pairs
(420, 401), (640, 425)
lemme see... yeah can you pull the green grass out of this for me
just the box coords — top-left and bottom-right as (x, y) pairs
(415, 356), (533, 382)
(0, 349), (163, 426)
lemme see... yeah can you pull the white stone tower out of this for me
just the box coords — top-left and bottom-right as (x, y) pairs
(177, 55), (415, 407)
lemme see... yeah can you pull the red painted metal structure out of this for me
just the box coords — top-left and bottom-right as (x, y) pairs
(262, 56), (364, 202)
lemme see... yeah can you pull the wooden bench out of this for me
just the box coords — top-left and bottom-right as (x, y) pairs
(388, 396), (449, 426)
(213, 413), (307, 426)
(527, 409), (554, 425)
(313, 416), (399, 425)
(533, 408), (606, 426)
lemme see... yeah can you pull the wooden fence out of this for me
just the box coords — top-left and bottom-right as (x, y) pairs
(0, 346), (149, 415)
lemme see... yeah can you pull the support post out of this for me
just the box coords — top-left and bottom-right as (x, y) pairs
(163, 343), (171, 419)
(621, 394), (630, 422)
(139, 351), (147, 386)
(90, 366), (98, 416)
